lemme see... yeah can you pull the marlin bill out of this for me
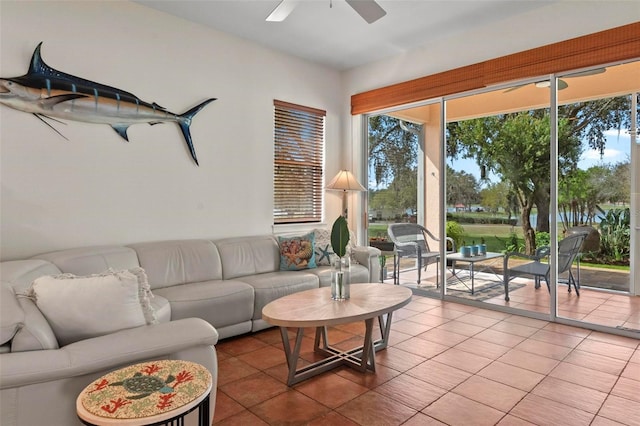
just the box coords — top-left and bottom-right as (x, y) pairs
(0, 43), (216, 166)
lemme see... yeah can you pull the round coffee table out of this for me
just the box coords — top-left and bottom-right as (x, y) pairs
(262, 283), (412, 385)
(76, 360), (212, 425)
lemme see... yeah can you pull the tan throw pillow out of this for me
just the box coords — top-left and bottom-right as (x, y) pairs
(26, 268), (156, 346)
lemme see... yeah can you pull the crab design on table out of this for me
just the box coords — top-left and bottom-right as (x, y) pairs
(110, 372), (175, 399)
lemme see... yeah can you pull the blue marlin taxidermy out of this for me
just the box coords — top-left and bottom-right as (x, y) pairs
(0, 42), (216, 165)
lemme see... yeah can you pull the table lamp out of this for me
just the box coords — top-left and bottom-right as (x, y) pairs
(326, 170), (366, 218)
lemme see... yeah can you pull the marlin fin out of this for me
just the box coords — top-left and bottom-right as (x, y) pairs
(177, 98), (217, 166)
(40, 94), (88, 110)
(33, 113), (69, 140)
(111, 125), (130, 142)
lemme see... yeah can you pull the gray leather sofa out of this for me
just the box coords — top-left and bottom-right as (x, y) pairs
(0, 234), (380, 426)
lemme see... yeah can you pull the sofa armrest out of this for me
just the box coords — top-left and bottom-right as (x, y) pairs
(0, 318), (218, 389)
(352, 246), (381, 283)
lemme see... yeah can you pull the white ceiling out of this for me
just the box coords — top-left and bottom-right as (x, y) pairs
(134, 0), (557, 71)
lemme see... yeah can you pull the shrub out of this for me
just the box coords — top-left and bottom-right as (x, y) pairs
(446, 221), (465, 249)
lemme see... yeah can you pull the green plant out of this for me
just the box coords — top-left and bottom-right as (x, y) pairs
(535, 231), (550, 248)
(596, 206), (630, 261)
(446, 221), (465, 248)
(496, 232), (524, 253)
(331, 216), (350, 258)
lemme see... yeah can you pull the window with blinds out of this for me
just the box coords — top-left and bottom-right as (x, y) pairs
(273, 100), (326, 224)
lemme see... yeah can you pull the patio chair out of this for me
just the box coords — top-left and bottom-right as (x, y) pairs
(502, 232), (588, 301)
(387, 223), (455, 286)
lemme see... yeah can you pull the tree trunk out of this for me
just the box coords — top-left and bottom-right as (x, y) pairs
(520, 204), (536, 255)
(533, 186), (550, 233)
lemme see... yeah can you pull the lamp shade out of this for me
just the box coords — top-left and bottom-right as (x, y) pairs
(325, 170), (366, 192)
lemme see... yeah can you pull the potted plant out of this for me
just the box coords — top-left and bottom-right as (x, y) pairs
(330, 215), (350, 300)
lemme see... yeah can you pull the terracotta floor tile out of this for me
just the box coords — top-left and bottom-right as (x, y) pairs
(621, 361), (640, 381)
(391, 318), (434, 336)
(531, 376), (607, 413)
(375, 373), (447, 410)
(404, 312), (451, 327)
(404, 299), (432, 312)
(393, 307), (420, 321)
(217, 357), (261, 386)
(334, 321), (367, 335)
(337, 390), (417, 425)
(452, 375), (526, 412)
(631, 349), (640, 364)
(406, 359), (472, 390)
(293, 373), (368, 409)
(416, 328), (469, 347)
(393, 336), (449, 359)
(598, 394), (640, 426)
(435, 319), (485, 337)
(510, 393), (594, 425)
(513, 337), (573, 360)
(236, 345), (287, 371)
(495, 414), (538, 425)
(442, 301), (479, 313)
(471, 308), (511, 320)
(529, 329), (585, 348)
(249, 390), (330, 425)
(220, 372), (289, 408)
(422, 392), (505, 426)
(402, 412), (448, 425)
(335, 363), (402, 389)
(497, 348), (560, 375)
(216, 409), (269, 425)
(217, 336), (269, 356)
(474, 329), (527, 348)
(591, 416), (629, 426)
(503, 315), (548, 328)
(455, 312), (502, 328)
(306, 411), (359, 426)
(325, 327), (358, 344)
(376, 346), (428, 372)
(423, 306), (467, 319)
(489, 321), (539, 338)
(253, 327), (288, 345)
(548, 361), (618, 392)
(213, 391), (246, 423)
(563, 349), (628, 375)
(432, 347), (493, 374)
(587, 331), (640, 349)
(576, 338), (636, 361)
(610, 377), (640, 403)
(454, 337), (511, 360)
(477, 361), (545, 392)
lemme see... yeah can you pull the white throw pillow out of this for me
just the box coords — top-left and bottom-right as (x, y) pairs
(313, 228), (335, 266)
(27, 268), (156, 346)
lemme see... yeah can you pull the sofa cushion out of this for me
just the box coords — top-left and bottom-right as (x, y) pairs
(11, 297), (59, 351)
(1, 284), (24, 345)
(307, 264), (370, 287)
(278, 233), (316, 271)
(153, 279), (254, 330)
(27, 268), (156, 346)
(0, 259), (62, 293)
(313, 228), (335, 266)
(215, 235), (280, 279)
(34, 246), (139, 276)
(129, 240), (222, 290)
(236, 271), (319, 321)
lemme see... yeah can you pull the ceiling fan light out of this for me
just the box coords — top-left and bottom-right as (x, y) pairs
(535, 81), (551, 88)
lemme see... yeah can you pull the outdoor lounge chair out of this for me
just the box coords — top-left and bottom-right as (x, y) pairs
(503, 232), (588, 301)
(387, 223), (455, 286)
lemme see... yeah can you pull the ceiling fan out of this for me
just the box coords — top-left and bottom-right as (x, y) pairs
(504, 68), (606, 93)
(267, 0), (387, 24)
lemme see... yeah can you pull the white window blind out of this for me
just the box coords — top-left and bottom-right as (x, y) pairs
(273, 100), (326, 224)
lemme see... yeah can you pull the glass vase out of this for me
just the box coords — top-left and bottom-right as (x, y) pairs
(331, 256), (350, 300)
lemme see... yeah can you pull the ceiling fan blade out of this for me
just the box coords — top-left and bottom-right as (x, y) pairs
(345, 0), (386, 24)
(266, 0), (298, 22)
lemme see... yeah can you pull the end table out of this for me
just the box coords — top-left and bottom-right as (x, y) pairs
(76, 360), (212, 426)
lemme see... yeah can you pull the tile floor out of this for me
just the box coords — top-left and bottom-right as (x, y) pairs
(213, 293), (640, 425)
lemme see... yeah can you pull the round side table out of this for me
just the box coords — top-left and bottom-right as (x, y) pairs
(76, 360), (212, 426)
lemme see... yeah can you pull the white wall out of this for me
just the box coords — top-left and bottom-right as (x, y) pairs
(0, 1), (343, 260)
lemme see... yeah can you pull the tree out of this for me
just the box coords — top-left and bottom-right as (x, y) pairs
(446, 166), (480, 210)
(480, 181), (511, 214)
(447, 95), (633, 254)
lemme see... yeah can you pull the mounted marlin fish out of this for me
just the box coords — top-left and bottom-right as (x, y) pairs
(0, 42), (216, 165)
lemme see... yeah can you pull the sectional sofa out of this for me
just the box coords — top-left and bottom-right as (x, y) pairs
(0, 233), (380, 426)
